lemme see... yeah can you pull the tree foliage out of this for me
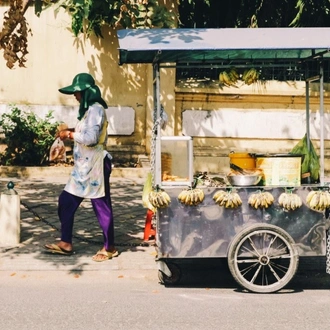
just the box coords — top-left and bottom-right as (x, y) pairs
(1, 0), (330, 69)
(0, 0), (177, 68)
(178, 0), (330, 28)
(55, 0), (176, 37)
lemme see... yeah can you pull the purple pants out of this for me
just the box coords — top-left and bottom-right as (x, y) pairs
(58, 156), (114, 249)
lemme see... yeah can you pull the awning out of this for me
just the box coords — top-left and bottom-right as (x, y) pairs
(117, 27), (330, 65)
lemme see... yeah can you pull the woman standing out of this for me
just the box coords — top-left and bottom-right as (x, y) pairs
(45, 73), (117, 262)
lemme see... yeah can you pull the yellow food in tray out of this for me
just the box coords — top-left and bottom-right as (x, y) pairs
(162, 171), (188, 181)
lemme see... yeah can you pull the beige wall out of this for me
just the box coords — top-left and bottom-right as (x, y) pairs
(172, 81), (330, 174)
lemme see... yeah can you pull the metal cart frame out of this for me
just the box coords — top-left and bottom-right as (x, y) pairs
(118, 28), (330, 293)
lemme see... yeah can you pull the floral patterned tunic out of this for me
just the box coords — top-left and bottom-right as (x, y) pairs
(64, 103), (110, 198)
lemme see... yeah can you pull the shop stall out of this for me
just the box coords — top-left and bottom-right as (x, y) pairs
(117, 27), (330, 293)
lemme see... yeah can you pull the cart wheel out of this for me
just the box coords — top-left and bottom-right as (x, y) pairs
(227, 224), (299, 293)
(158, 263), (181, 285)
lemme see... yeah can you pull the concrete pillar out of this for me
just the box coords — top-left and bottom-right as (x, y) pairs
(0, 181), (20, 246)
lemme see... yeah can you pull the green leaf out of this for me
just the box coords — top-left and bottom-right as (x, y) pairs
(0, 107), (59, 166)
(34, 0), (43, 17)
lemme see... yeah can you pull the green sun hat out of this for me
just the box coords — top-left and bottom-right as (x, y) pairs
(59, 73), (95, 94)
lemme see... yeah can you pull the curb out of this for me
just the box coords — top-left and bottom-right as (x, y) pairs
(0, 247), (158, 272)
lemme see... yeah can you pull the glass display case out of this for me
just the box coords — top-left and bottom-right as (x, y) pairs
(156, 136), (193, 186)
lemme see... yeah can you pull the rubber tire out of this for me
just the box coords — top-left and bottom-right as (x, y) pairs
(158, 262), (182, 285)
(227, 223), (299, 293)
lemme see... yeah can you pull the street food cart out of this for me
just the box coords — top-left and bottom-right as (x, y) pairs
(117, 28), (330, 293)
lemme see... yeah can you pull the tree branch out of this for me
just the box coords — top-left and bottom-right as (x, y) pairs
(0, 0), (31, 42)
(0, 0), (33, 68)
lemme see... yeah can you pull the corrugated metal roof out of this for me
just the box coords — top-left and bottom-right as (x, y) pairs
(117, 28), (330, 65)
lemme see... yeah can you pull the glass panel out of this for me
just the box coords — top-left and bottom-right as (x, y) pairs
(160, 137), (193, 186)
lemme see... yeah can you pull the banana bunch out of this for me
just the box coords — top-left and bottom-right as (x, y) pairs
(306, 190), (330, 211)
(248, 191), (274, 209)
(178, 188), (205, 206)
(219, 68), (239, 87)
(278, 192), (302, 211)
(213, 190), (242, 208)
(228, 67), (239, 84)
(148, 189), (171, 208)
(242, 68), (259, 85)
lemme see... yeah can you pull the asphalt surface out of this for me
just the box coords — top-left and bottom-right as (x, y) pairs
(0, 171), (158, 272)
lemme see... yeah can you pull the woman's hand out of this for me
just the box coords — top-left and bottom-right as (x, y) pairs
(59, 130), (73, 141)
(56, 123), (69, 139)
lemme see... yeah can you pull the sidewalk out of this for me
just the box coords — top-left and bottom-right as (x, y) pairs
(0, 169), (158, 273)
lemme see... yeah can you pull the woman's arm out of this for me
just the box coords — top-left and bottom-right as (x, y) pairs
(74, 105), (104, 146)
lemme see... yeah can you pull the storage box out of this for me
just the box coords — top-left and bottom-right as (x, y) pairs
(256, 156), (301, 186)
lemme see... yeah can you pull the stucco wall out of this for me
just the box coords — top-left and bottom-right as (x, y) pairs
(174, 82), (330, 174)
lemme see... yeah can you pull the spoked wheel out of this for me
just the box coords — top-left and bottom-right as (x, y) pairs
(227, 224), (299, 293)
(158, 262), (182, 285)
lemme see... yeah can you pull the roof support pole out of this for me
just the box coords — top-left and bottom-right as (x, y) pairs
(306, 80), (311, 151)
(319, 60), (325, 185)
(305, 79), (312, 184)
(153, 63), (162, 186)
(305, 75), (321, 149)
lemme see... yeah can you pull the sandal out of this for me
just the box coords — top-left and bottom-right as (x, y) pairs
(44, 243), (73, 255)
(92, 250), (119, 262)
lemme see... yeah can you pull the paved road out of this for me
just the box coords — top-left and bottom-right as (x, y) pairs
(1, 269), (330, 330)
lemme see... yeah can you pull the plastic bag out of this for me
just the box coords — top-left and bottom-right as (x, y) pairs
(290, 135), (310, 174)
(309, 139), (320, 182)
(290, 134), (319, 182)
(49, 137), (66, 163)
(57, 122), (68, 132)
(142, 172), (156, 212)
(160, 105), (168, 130)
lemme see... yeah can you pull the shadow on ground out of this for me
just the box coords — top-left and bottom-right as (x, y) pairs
(159, 257), (330, 292)
(0, 177), (156, 271)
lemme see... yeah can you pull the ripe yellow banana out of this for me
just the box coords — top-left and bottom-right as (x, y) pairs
(213, 190), (242, 208)
(213, 190), (226, 201)
(279, 191), (302, 211)
(149, 190), (171, 208)
(309, 192), (320, 210)
(307, 190), (330, 211)
(242, 68), (259, 85)
(325, 191), (330, 206)
(306, 190), (317, 204)
(248, 191), (273, 209)
(178, 188), (204, 206)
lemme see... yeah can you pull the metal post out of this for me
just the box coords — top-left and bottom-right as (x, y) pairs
(305, 80), (311, 184)
(305, 80), (310, 151)
(306, 73), (322, 184)
(153, 63), (162, 186)
(319, 60), (325, 185)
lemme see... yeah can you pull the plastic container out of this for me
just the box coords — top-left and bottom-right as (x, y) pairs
(255, 155), (302, 186)
(229, 153), (256, 170)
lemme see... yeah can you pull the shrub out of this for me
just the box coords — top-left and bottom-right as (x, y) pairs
(0, 106), (59, 166)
